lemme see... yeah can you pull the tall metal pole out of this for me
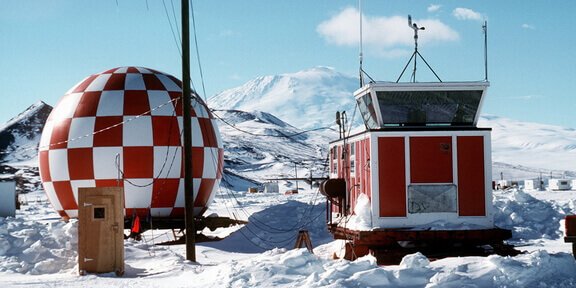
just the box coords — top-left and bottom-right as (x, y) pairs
(358, 0), (363, 87)
(294, 163), (299, 192)
(182, 0), (196, 262)
(483, 21), (488, 81)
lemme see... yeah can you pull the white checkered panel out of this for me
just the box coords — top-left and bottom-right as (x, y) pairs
(38, 66), (224, 220)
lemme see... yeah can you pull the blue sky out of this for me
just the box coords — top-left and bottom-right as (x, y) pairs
(1, 1), (575, 128)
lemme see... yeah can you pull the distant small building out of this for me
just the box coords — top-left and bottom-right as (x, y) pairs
(496, 180), (517, 190)
(248, 187), (258, 193)
(524, 179), (544, 191)
(549, 179), (572, 191)
(263, 182), (279, 193)
(0, 181), (17, 217)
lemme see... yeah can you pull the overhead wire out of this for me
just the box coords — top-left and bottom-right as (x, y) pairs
(169, 0), (182, 44)
(209, 148), (329, 248)
(211, 109), (337, 139)
(190, 0), (208, 103)
(162, 0), (182, 56)
(116, 100), (183, 188)
(0, 97), (181, 156)
(150, 93), (334, 247)
(216, 174), (310, 250)
(11, 0), (336, 250)
(200, 105), (330, 250)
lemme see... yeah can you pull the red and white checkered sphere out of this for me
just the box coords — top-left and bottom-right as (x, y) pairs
(38, 66), (224, 219)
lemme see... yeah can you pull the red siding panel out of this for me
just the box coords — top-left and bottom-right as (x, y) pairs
(359, 139), (371, 201)
(365, 139), (371, 201)
(457, 136), (486, 216)
(378, 137), (406, 217)
(410, 137), (453, 183)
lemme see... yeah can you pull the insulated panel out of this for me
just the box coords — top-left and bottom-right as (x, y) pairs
(410, 137), (453, 183)
(457, 136), (486, 216)
(378, 137), (406, 217)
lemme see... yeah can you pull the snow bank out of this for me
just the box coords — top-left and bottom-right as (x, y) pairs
(188, 248), (576, 288)
(0, 216), (77, 274)
(494, 189), (565, 242)
(3, 186), (576, 287)
(428, 251), (576, 287)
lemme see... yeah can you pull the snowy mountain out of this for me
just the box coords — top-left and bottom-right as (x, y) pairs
(209, 66), (359, 130)
(480, 115), (576, 178)
(209, 66), (576, 176)
(214, 109), (331, 191)
(2, 68), (576, 185)
(0, 101), (52, 165)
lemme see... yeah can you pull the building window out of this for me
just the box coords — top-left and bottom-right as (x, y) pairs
(408, 184), (457, 214)
(350, 159), (356, 175)
(93, 207), (106, 220)
(331, 147), (338, 175)
(349, 143), (356, 176)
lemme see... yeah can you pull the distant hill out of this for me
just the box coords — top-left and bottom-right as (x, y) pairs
(210, 67), (576, 177)
(479, 115), (576, 175)
(0, 101), (52, 165)
(214, 109), (330, 182)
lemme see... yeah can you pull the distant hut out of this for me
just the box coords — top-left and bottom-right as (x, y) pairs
(263, 182), (279, 193)
(549, 179), (572, 191)
(524, 179), (544, 191)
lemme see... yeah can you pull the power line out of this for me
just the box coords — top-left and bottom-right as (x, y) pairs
(116, 104), (182, 188)
(190, 0), (208, 103)
(210, 109), (337, 139)
(0, 97), (180, 156)
(162, 0), (182, 56)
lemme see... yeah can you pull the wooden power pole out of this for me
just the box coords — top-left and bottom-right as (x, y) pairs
(181, 0), (196, 262)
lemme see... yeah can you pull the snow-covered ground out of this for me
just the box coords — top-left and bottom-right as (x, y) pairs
(2, 184), (576, 287)
(2, 66), (576, 287)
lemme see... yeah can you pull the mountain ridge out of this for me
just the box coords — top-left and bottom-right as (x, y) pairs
(1, 67), (575, 183)
(0, 101), (52, 164)
(209, 66), (359, 130)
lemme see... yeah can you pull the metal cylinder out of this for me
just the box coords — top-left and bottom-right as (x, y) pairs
(319, 178), (346, 198)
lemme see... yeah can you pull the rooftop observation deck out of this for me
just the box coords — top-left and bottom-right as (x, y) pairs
(355, 81), (489, 130)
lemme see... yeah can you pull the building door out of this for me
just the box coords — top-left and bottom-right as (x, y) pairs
(78, 187), (124, 276)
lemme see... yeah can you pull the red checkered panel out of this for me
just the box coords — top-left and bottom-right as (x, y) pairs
(38, 67), (224, 219)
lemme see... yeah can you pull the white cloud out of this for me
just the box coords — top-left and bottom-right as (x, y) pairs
(452, 7), (483, 21)
(522, 23), (535, 30)
(506, 94), (542, 100)
(218, 29), (240, 38)
(229, 73), (242, 81)
(317, 7), (459, 53)
(428, 4), (441, 13)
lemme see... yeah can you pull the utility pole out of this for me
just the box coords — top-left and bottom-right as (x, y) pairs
(182, 0), (196, 262)
(294, 163), (299, 192)
(483, 21), (488, 81)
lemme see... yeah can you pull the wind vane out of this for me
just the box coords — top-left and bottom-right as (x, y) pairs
(396, 15), (441, 83)
(408, 15), (425, 50)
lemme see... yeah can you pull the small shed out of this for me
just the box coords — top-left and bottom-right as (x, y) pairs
(496, 180), (517, 190)
(549, 179), (572, 191)
(78, 187), (125, 276)
(263, 182), (279, 193)
(0, 181), (16, 217)
(525, 179), (544, 191)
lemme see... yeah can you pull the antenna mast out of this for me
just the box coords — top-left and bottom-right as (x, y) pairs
(359, 0), (364, 87)
(396, 15), (442, 83)
(483, 20), (488, 81)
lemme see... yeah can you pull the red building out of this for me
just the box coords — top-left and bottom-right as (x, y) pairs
(322, 81), (513, 263)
